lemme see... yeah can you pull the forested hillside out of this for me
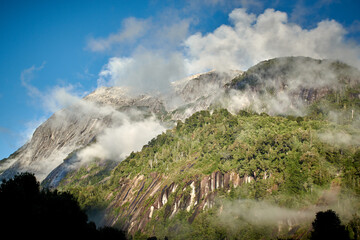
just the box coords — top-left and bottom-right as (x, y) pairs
(57, 108), (360, 239)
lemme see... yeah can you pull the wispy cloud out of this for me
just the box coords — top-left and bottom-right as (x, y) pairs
(290, 0), (338, 25)
(20, 62), (46, 98)
(0, 127), (11, 135)
(76, 67), (95, 80)
(185, 0), (263, 13)
(87, 17), (150, 52)
(349, 20), (360, 34)
(77, 114), (165, 163)
(20, 63), (87, 114)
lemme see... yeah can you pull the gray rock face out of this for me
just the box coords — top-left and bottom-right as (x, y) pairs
(172, 70), (242, 104)
(169, 70), (242, 120)
(84, 87), (166, 114)
(0, 109), (106, 181)
(0, 87), (168, 181)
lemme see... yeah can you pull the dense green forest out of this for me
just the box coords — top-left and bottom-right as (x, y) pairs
(56, 107), (360, 239)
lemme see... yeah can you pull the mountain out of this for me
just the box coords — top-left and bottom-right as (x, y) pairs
(0, 87), (166, 181)
(169, 69), (242, 120)
(0, 70), (241, 182)
(1, 56), (360, 239)
(225, 56), (360, 117)
(56, 109), (360, 239)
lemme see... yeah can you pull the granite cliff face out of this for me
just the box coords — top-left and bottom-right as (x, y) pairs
(0, 88), (167, 181)
(0, 108), (107, 181)
(103, 171), (258, 234)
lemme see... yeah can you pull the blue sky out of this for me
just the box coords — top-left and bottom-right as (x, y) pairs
(0, 0), (360, 159)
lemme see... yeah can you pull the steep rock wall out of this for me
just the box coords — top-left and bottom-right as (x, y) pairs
(104, 171), (258, 234)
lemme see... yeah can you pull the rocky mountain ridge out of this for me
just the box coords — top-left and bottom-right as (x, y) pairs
(226, 56), (360, 116)
(2, 56), (360, 182)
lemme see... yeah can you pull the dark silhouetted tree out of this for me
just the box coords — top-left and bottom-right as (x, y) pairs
(310, 209), (350, 240)
(0, 172), (127, 239)
(347, 214), (360, 240)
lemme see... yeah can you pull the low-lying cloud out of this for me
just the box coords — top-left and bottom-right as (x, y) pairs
(77, 116), (165, 163)
(223, 89), (307, 116)
(19, 62), (167, 173)
(219, 199), (314, 227)
(318, 129), (360, 147)
(217, 194), (356, 231)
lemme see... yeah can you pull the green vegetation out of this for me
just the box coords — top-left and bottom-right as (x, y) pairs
(57, 106), (360, 239)
(110, 109), (359, 196)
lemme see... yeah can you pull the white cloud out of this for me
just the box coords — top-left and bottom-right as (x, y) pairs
(98, 49), (187, 94)
(349, 20), (360, 33)
(77, 116), (165, 162)
(44, 85), (85, 113)
(91, 15), (191, 94)
(87, 17), (150, 52)
(184, 8), (360, 73)
(21, 63), (87, 114)
(87, 14), (191, 53)
(20, 63), (46, 98)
